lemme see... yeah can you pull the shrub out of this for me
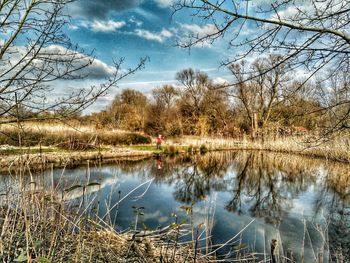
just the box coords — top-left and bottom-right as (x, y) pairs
(168, 125), (182, 137)
(199, 144), (208, 155)
(0, 127), (151, 148)
(187, 145), (194, 154)
(165, 145), (178, 155)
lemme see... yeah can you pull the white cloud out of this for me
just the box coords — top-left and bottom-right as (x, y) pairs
(129, 17), (143, 27)
(269, 1), (343, 22)
(68, 24), (79, 30)
(120, 79), (175, 85)
(134, 28), (173, 43)
(181, 24), (217, 38)
(87, 58), (116, 78)
(154, 0), (173, 8)
(213, 77), (229, 85)
(271, 5), (300, 21)
(180, 23), (218, 48)
(80, 19), (126, 32)
(90, 20), (126, 32)
(37, 45), (116, 79)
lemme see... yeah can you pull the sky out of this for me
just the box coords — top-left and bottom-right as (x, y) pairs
(3, 0), (343, 114)
(63, 0), (232, 112)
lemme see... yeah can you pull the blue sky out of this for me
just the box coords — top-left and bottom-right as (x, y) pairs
(63, 0), (232, 112)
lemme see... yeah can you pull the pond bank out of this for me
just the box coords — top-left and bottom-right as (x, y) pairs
(167, 136), (350, 163)
(0, 147), (153, 170)
(0, 135), (349, 170)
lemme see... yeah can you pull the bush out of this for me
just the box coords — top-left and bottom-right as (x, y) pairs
(99, 132), (151, 145)
(199, 144), (208, 155)
(164, 145), (178, 155)
(0, 128), (151, 148)
(168, 125), (182, 137)
(187, 145), (194, 154)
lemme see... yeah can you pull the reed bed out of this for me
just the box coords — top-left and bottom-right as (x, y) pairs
(168, 134), (350, 163)
(0, 169), (214, 262)
(0, 122), (151, 148)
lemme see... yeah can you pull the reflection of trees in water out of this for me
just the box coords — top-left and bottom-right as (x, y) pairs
(62, 151), (349, 259)
(155, 150), (350, 229)
(131, 150), (350, 229)
(225, 151), (320, 225)
(171, 152), (234, 204)
(316, 166), (350, 261)
(328, 203), (350, 262)
(87, 150), (349, 254)
(112, 159), (152, 175)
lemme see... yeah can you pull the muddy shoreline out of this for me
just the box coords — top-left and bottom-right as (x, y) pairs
(0, 148), (154, 171)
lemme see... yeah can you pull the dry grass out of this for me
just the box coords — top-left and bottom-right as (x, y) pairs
(0, 170), (212, 263)
(168, 134), (350, 163)
(0, 148), (154, 171)
(0, 122), (151, 148)
(0, 121), (96, 133)
(1, 121), (349, 163)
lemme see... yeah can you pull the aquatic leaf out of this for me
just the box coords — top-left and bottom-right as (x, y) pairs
(233, 243), (247, 250)
(34, 240), (43, 250)
(14, 251), (28, 262)
(170, 222), (177, 228)
(197, 222), (205, 228)
(180, 219), (187, 225)
(64, 185), (82, 192)
(180, 205), (193, 214)
(86, 182), (100, 187)
(35, 257), (51, 263)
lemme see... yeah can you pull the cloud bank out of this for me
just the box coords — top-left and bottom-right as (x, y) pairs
(71, 0), (142, 19)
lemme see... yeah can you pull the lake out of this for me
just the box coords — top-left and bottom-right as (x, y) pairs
(2, 150), (349, 262)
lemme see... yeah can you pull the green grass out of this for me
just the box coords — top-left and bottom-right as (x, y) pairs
(127, 145), (158, 151)
(128, 144), (189, 155)
(0, 147), (111, 156)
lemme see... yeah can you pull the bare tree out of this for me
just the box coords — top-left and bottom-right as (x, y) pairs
(152, 85), (179, 111)
(176, 68), (212, 135)
(0, 0), (145, 124)
(176, 68), (231, 135)
(108, 89), (148, 131)
(174, 0), (350, 133)
(150, 85), (181, 135)
(229, 55), (294, 134)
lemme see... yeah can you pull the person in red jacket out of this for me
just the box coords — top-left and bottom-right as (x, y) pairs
(156, 134), (163, 150)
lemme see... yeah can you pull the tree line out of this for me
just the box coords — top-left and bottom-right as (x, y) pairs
(84, 54), (347, 138)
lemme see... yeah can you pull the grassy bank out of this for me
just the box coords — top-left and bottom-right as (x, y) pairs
(0, 122), (151, 148)
(0, 147), (154, 170)
(166, 135), (350, 163)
